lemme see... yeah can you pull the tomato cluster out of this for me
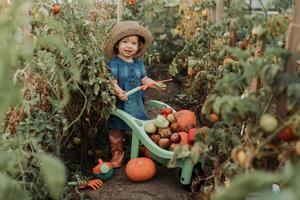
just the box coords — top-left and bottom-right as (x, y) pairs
(160, 107), (173, 119)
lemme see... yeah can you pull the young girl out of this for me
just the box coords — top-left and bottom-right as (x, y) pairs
(104, 21), (166, 168)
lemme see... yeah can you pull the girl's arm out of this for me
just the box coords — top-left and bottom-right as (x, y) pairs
(141, 76), (166, 90)
(112, 80), (128, 101)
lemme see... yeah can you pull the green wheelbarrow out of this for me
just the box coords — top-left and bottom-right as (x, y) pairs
(111, 100), (203, 188)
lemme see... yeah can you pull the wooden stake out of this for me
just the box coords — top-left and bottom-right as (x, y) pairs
(276, 0), (300, 118)
(250, 39), (265, 92)
(215, 0), (224, 23)
(284, 1), (300, 74)
(117, 0), (123, 22)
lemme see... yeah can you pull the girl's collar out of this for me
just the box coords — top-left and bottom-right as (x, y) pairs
(115, 56), (137, 64)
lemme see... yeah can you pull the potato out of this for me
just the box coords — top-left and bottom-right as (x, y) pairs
(158, 127), (172, 138)
(170, 132), (181, 143)
(170, 122), (180, 133)
(158, 138), (171, 149)
(150, 134), (161, 144)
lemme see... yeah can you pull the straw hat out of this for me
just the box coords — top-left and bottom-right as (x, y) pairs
(104, 21), (153, 58)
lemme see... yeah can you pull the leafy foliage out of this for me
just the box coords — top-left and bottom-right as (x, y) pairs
(213, 171), (279, 200)
(1, 0), (115, 199)
(123, 0), (184, 63)
(168, 1), (300, 199)
(1, 0), (300, 199)
(40, 153), (66, 199)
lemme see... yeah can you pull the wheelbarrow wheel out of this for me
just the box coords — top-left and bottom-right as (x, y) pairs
(177, 162), (205, 192)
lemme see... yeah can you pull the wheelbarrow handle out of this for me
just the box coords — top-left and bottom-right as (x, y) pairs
(125, 79), (173, 97)
(125, 86), (142, 96)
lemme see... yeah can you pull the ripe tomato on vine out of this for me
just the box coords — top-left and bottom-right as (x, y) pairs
(52, 5), (61, 15)
(277, 125), (296, 142)
(127, 0), (136, 6)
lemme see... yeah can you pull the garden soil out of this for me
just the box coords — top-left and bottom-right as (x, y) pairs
(87, 63), (193, 200)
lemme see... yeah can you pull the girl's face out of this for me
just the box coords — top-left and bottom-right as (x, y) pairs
(116, 35), (139, 59)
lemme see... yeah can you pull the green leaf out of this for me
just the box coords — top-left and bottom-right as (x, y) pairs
(39, 153), (66, 200)
(230, 0), (248, 14)
(212, 95), (259, 123)
(259, 189), (296, 200)
(213, 171), (278, 200)
(0, 173), (28, 200)
(287, 83), (300, 111)
(215, 73), (246, 95)
(0, 151), (27, 176)
(260, 64), (281, 86)
(0, 151), (12, 171)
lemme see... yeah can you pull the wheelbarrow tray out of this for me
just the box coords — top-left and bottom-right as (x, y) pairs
(111, 100), (195, 185)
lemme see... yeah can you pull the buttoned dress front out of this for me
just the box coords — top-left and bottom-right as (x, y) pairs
(107, 56), (148, 130)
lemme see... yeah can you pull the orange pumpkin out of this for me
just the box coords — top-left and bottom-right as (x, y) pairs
(178, 132), (189, 145)
(125, 157), (156, 182)
(174, 110), (196, 131)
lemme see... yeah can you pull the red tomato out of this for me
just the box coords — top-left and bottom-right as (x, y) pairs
(188, 127), (207, 144)
(162, 114), (168, 119)
(52, 5), (61, 15)
(127, 0), (136, 5)
(160, 108), (173, 115)
(178, 132), (189, 145)
(277, 126), (296, 142)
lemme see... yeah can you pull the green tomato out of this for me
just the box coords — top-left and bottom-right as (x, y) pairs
(223, 32), (230, 38)
(188, 59), (198, 68)
(259, 114), (278, 133)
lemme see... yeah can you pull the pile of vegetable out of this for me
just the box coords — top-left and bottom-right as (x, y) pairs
(144, 107), (204, 150)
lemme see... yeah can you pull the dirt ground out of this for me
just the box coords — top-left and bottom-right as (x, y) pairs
(88, 165), (191, 200)
(85, 63), (194, 200)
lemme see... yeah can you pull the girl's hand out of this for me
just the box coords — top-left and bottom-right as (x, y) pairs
(155, 82), (167, 91)
(117, 91), (128, 101)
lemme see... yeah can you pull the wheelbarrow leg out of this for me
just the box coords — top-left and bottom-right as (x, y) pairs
(130, 132), (140, 159)
(180, 159), (194, 185)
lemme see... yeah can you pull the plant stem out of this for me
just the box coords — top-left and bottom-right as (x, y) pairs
(257, 0), (268, 20)
(61, 83), (87, 148)
(262, 94), (273, 115)
(66, 82), (87, 130)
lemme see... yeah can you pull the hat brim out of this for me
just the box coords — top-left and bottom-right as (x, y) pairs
(105, 25), (153, 59)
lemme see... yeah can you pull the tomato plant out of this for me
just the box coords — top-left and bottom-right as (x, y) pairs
(1, 0), (115, 199)
(168, 1), (300, 199)
(1, 0), (299, 199)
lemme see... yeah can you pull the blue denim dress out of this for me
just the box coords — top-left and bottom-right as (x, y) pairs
(107, 56), (148, 130)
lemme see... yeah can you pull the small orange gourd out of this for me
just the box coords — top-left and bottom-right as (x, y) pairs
(125, 157), (156, 182)
(174, 110), (196, 131)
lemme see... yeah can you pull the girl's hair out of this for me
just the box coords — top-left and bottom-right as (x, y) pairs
(113, 35), (145, 56)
